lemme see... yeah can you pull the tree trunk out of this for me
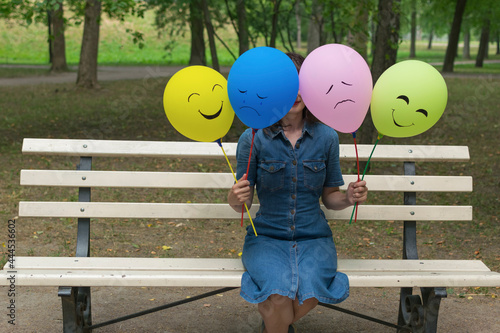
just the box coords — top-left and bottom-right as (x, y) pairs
(427, 28), (433, 49)
(202, 0), (219, 71)
(496, 32), (499, 55)
(76, 0), (101, 89)
(50, 0), (68, 72)
(442, 0), (467, 73)
(236, 0), (249, 55)
(307, 0), (322, 53)
(269, 0), (281, 48)
(409, 0), (416, 58)
(347, 2), (368, 60)
(475, 18), (490, 68)
(189, 0), (206, 65)
(359, 0), (401, 148)
(295, 0), (301, 49)
(463, 29), (470, 59)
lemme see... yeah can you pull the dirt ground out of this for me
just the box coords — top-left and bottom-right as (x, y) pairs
(1, 65), (499, 332)
(1, 285), (498, 332)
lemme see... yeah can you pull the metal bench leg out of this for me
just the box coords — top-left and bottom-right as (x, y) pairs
(59, 286), (92, 332)
(421, 287), (447, 333)
(397, 287), (447, 333)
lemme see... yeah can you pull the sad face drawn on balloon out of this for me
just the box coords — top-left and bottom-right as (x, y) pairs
(299, 44), (372, 133)
(227, 47), (299, 129)
(370, 60), (448, 138)
(163, 66), (234, 142)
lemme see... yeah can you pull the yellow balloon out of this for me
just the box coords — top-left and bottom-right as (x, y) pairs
(163, 66), (235, 142)
(371, 60), (448, 138)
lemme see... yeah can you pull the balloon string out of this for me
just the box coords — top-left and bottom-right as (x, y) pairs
(352, 133), (360, 224)
(217, 139), (257, 237)
(348, 134), (382, 225)
(242, 129), (256, 228)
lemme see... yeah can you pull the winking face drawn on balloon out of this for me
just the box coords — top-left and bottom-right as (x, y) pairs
(163, 66), (235, 142)
(370, 60), (448, 138)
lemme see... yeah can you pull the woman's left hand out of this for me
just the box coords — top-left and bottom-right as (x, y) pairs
(347, 180), (368, 205)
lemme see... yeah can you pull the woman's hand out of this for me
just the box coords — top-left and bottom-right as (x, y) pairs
(228, 174), (254, 211)
(346, 180), (368, 205)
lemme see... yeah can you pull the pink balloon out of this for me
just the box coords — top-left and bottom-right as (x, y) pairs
(299, 44), (373, 133)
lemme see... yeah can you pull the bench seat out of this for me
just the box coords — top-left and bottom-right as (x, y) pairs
(5, 257), (499, 288)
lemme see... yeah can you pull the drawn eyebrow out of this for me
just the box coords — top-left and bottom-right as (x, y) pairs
(341, 81), (353, 86)
(238, 89), (247, 93)
(188, 93), (200, 102)
(416, 109), (428, 117)
(212, 84), (222, 91)
(326, 85), (333, 95)
(257, 93), (267, 99)
(397, 95), (410, 104)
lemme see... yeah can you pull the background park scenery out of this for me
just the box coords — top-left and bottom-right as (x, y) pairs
(0, 0), (499, 304)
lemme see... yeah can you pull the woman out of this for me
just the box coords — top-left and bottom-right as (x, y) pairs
(227, 53), (368, 333)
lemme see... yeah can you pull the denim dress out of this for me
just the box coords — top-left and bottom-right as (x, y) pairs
(236, 121), (349, 305)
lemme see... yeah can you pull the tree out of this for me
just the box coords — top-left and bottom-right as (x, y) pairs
(409, 0), (417, 58)
(358, 0), (401, 147)
(188, 0), (206, 65)
(475, 18), (490, 67)
(50, 0), (68, 72)
(236, 0), (249, 54)
(442, 0), (467, 73)
(203, 0), (218, 70)
(76, 0), (102, 88)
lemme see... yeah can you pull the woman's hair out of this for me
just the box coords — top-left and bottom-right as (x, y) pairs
(266, 52), (319, 134)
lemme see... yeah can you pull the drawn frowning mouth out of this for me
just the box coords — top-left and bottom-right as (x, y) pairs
(199, 101), (223, 120)
(239, 106), (261, 116)
(392, 109), (414, 127)
(334, 99), (355, 109)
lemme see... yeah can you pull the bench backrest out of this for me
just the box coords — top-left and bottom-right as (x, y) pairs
(19, 138), (473, 224)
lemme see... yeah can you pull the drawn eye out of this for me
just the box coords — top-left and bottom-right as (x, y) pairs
(397, 95), (410, 104)
(326, 85), (333, 95)
(341, 81), (353, 86)
(188, 93), (200, 102)
(212, 84), (223, 91)
(238, 89), (247, 94)
(257, 93), (267, 99)
(416, 109), (428, 117)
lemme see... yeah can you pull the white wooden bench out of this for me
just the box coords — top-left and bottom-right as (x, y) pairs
(2, 138), (499, 333)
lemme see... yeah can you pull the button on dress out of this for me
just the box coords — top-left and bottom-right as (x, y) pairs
(236, 121), (349, 305)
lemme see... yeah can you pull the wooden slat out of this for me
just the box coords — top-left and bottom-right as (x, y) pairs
(21, 170), (473, 192)
(22, 138), (470, 162)
(8, 257), (492, 273)
(18, 202), (473, 221)
(2, 257), (498, 288)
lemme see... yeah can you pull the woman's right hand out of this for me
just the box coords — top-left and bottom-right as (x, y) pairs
(228, 174), (253, 210)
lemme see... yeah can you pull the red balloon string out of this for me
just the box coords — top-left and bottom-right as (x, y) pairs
(241, 129), (256, 226)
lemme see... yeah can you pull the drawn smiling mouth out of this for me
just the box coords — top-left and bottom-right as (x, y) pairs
(199, 101), (223, 120)
(239, 106), (261, 116)
(392, 109), (414, 127)
(334, 99), (355, 109)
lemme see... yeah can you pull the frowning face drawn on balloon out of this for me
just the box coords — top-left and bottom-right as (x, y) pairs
(163, 66), (234, 142)
(370, 60), (448, 138)
(227, 47), (299, 129)
(299, 44), (372, 133)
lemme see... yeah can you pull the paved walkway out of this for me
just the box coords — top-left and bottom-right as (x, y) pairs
(1, 60), (499, 87)
(0, 65), (232, 87)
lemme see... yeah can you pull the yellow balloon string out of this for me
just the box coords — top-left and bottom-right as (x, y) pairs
(219, 143), (258, 237)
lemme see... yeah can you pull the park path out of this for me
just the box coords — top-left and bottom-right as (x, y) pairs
(0, 64), (232, 87)
(1, 60), (499, 87)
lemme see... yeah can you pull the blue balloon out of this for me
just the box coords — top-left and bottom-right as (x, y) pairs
(227, 47), (299, 129)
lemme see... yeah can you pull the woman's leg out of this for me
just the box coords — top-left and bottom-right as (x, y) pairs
(258, 295), (294, 333)
(292, 297), (319, 323)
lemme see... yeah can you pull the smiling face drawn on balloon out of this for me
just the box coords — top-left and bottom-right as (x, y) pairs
(227, 47), (299, 129)
(163, 66), (235, 142)
(299, 44), (373, 133)
(370, 60), (448, 138)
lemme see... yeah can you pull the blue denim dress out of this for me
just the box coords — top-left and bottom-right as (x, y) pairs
(236, 121), (349, 305)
